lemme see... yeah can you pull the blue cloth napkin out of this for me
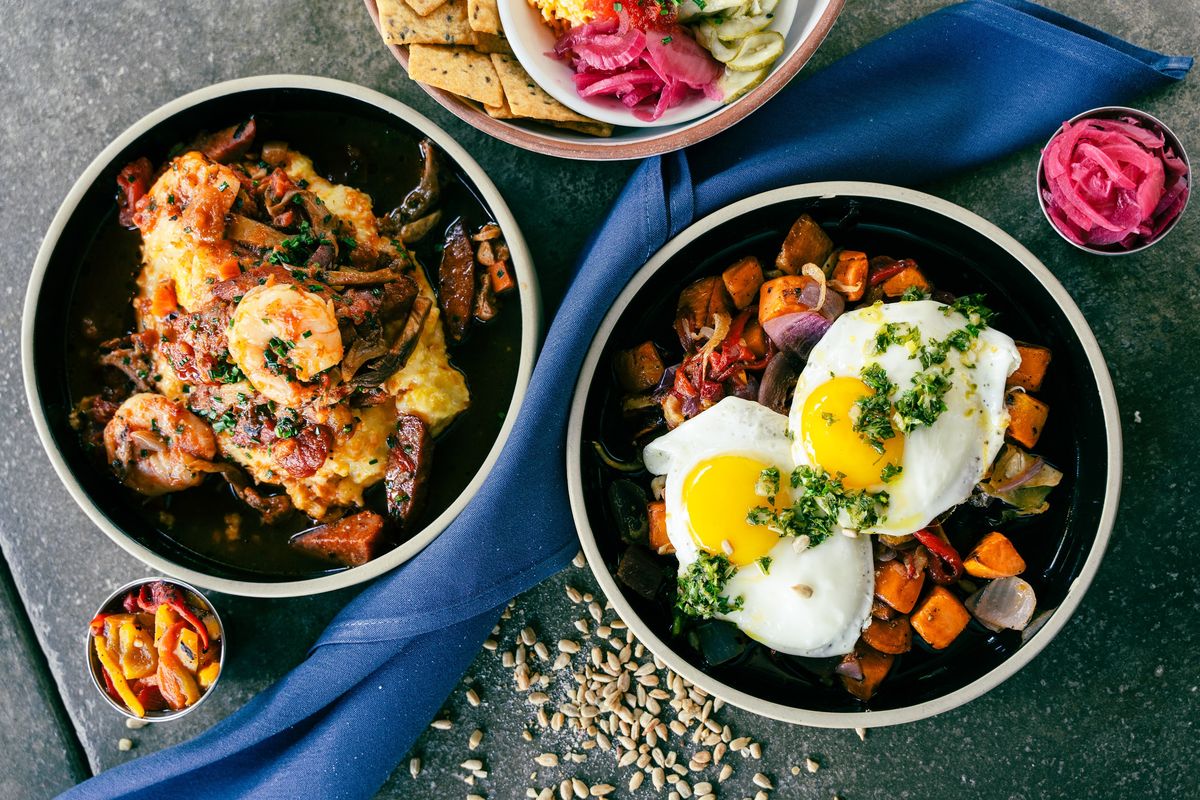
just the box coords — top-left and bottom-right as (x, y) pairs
(65, 2), (1188, 798)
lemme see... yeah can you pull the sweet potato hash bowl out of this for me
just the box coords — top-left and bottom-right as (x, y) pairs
(24, 77), (538, 597)
(568, 183), (1121, 725)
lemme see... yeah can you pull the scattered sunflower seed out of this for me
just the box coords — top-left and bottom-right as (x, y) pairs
(117, 738), (133, 752)
(409, 757), (421, 778)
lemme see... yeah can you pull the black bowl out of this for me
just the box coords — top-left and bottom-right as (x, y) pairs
(567, 182), (1121, 726)
(23, 76), (538, 597)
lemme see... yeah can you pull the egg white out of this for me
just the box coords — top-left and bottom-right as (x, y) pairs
(643, 397), (874, 657)
(789, 300), (1020, 536)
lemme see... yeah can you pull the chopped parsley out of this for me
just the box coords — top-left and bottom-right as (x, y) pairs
(675, 552), (743, 620)
(880, 463), (903, 483)
(854, 363), (897, 454)
(757, 556), (772, 575)
(748, 465), (889, 546)
(754, 466), (780, 504)
(947, 293), (995, 336)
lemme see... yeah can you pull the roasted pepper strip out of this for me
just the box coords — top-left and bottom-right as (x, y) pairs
(93, 635), (145, 717)
(141, 582), (210, 650)
(913, 527), (964, 585)
(156, 621), (201, 710)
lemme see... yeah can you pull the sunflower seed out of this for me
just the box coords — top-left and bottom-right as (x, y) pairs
(856, 726), (867, 741)
(528, 692), (550, 705)
(469, 729), (483, 750)
(482, 638), (498, 651)
(629, 772), (644, 791)
(409, 757), (421, 778)
(431, 719), (453, 730)
(571, 777), (588, 798)
(521, 627), (537, 646)
(572, 551), (586, 568)
(753, 772), (773, 789)
(535, 753), (559, 767)
(590, 785), (614, 797)
(466, 688), (481, 707)
(461, 759), (483, 771)
(806, 756), (820, 773)
(718, 764), (733, 782)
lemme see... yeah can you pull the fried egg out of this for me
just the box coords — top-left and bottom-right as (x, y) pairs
(643, 397), (874, 657)
(789, 300), (1019, 536)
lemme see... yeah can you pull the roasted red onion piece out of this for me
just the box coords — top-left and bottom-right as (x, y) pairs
(757, 350), (803, 413)
(966, 577), (1037, 632)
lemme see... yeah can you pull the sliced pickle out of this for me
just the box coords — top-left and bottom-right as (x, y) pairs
(714, 14), (772, 41)
(678, 0), (746, 20)
(695, 22), (742, 63)
(726, 30), (785, 72)
(719, 65), (769, 103)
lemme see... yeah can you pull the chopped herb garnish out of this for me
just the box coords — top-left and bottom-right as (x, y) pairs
(675, 552), (743, 620)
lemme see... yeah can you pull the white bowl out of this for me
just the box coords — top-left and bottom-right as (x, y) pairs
(500, 0), (824, 129)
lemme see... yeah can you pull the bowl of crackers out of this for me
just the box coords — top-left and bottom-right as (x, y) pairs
(364, 0), (846, 160)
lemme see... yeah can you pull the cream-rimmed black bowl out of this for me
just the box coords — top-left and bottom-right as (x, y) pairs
(23, 76), (540, 598)
(566, 182), (1122, 727)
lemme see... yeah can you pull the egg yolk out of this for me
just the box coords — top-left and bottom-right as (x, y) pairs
(801, 376), (904, 489)
(682, 455), (785, 566)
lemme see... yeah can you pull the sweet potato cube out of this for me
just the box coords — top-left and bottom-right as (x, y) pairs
(614, 341), (665, 393)
(964, 531), (1026, 579)
(1008, 342), (1052, 392)
(839, 644), (895, 701)
(647, 501), (673, 555)
(911, 586), (971, 650)
(742, 315), (768, 358)
(874, 559), (925, 614)
(831, 250), (868, 301)
(881, 265), (931, 298)
(776, 214), (833, 275)
(1005, 389), (1049, 448)
(871, 599), (897, 620)
(759, 275), (819, 325)
(722, 256), (764, 310)
(861, 615), (913, 655)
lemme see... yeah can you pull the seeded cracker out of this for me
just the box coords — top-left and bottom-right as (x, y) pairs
(409, 45), (504, 107)
(405, 0), (448, 15)
(490, 54), (613, 136)
(467, 0), (501, 34)
(378, 0), (476, 46)
(473, 31), (513, 55)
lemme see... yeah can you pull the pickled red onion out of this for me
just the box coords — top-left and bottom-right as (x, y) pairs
(1040, 115), (1189, 250)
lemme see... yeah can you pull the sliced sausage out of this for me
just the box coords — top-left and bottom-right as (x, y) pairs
(385, 414), (432, 529)
(438, 220), (475, 343)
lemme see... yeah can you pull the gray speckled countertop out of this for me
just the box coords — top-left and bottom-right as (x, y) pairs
(0, 1), (1197, 798)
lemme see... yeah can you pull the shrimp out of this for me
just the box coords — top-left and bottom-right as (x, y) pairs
(227, 283), (343, 406)
(104, 393), (218, 496)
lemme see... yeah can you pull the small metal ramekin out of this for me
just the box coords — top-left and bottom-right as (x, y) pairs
(85, 577), (226, 723)
(1036, 105), (1191, 256)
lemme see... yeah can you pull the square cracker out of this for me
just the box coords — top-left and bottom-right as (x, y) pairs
(467, 0), (501, 34)
(551, 119), (615, 137)
(490, 54), (599, 124)
(409, 44), (504, 107)
(405, 0), (448, 15)
(473, 31), (513, 55)
(379, 0), (476, 46)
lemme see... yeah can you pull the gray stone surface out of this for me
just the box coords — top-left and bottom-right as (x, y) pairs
(0, 0), (1196, 798)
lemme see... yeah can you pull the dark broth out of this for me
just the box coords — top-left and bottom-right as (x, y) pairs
(65, 110), (523, 579)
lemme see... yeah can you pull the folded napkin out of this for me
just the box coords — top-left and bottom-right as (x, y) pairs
(65, 2), (1188, 798)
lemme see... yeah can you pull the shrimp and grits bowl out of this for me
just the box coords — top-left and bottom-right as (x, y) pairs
(26, 81), (534, 590)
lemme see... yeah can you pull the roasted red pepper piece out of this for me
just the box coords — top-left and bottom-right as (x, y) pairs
(913, 527), (964, 585)
(116, 157), (153, 228)
(137, 582), (210, 650)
